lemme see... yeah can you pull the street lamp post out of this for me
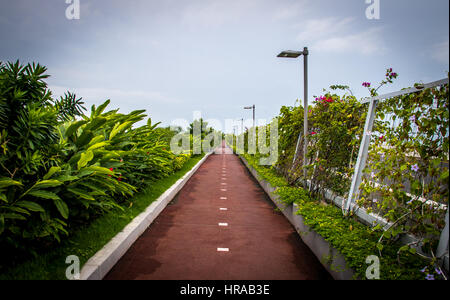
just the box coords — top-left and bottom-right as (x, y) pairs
(244, 105), (255, 129)
(277, 47), (309, 181)
(237, 118), (244, 135)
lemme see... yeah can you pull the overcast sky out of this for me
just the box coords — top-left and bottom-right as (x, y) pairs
(0, 0), (448, 132)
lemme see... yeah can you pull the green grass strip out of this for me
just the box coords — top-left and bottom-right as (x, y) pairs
(0, 154), (205, 280)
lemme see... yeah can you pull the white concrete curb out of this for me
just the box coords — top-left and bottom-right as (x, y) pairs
(80, 152), (214, 280)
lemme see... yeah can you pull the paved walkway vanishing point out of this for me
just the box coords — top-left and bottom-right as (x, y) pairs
(105, 143), (332, 280)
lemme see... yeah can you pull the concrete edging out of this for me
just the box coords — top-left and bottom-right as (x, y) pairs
(239, 155), (356, 280)
(80, 152), (214, 280)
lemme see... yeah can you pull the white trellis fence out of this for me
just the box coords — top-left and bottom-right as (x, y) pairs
(343, 77), (449, 270)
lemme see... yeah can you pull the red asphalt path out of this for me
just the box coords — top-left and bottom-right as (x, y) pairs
(104, 143), (332, 280)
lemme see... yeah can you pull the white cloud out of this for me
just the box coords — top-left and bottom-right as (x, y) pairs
(49, 85), (182, 108)
(296, 17), (354, 41)
(271, 0), (309, 21)
(295, 17), (386, 55)
(431, 39), (449, 65)
(313, 27), (386, 55)
(180, 0), (260, 27)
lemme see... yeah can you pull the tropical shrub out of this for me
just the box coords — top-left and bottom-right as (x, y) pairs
(0, 61), (190, 265)
(305, 92), (366, 198)
(275, 104), (304, 181)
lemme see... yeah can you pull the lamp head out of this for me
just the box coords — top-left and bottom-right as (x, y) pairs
(277, 50), (303, 58)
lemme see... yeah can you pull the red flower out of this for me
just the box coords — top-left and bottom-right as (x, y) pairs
(311, 132), (317, 135)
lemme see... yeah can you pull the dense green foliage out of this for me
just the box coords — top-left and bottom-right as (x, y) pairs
(235, 69), (448, 280)
(0, 61), (191, 269)
(242, 153), (426, 280)
(359, 80), (449, 264)
(0, 154), (204, 279)
(306, 94), (366, 197)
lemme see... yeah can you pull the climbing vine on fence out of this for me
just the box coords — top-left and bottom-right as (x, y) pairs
(238, 68), (448, 279)
(358, 80), (449, 274)
(305, 93), (366, 198)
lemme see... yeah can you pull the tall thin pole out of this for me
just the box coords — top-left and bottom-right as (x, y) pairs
(252, 105), (255, 129)
(303, 47), (308, 181)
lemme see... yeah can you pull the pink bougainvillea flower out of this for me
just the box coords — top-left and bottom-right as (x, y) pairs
(411, 164), (419, 172)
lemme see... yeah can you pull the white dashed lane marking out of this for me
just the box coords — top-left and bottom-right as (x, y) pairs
(218, 155), (230, 254)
